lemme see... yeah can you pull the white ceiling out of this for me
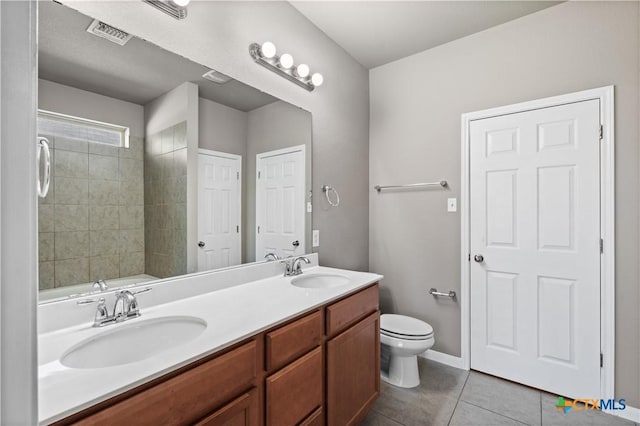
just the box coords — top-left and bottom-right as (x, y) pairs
(39, 1), (277, 111)
(290, 1), (560, 69)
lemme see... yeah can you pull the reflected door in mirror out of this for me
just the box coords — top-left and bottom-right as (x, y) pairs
(256, 146), (306, 259)
(197, 151), (241, 271)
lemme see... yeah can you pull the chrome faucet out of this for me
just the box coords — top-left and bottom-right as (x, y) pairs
(283, 256), (311, 277)
(77, 288), (150, 327)
(264, 252), (280, 261)
(92, 279), (108, 291)
(113, 290), (140, 321)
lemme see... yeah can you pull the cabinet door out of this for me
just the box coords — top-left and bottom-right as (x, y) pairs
(327, 312), (380, 426)
(266, 346), (322, 426)
(195, 389), (258, 426)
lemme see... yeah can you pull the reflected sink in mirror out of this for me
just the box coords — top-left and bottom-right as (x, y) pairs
(61, 316), (207, 369)
(291, 274), (350, 289)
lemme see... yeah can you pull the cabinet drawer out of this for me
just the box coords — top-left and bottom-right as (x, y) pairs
(265, 310), (322, 371)
(326, 284), (378, 336)
(266, 346), (322, 426)
(299, 407), (323, 426)
(194, 388), (259, 426)
(75, 340), (257, 426)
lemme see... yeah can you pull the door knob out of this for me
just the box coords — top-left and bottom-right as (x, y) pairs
(474, 254), (484, 263)
(198, 241), (205, 248)
(292, 240), (300, 247)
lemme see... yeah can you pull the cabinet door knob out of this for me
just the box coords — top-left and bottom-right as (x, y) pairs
(198, 241), (205, 248)
(292, 240), (300, 247)
(474, 254), (484, 263)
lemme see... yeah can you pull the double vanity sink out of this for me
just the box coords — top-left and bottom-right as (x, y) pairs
(38, 257), (382, 424)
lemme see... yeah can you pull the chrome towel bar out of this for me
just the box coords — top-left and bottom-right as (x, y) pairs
(429, 288), (456, 298)
(374, 180), (447, 192)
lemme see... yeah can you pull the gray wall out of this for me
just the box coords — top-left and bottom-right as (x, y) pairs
(199, 97), (248, 157)
(1, 1), (38, 421)
(64, 0), (370, 272)
(369, 1), (639, 405)
(38, 80), (145, 290)
(39, 79), (144, 138)
(246, 101), (312, 262)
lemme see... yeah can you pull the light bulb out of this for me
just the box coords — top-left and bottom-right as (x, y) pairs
(311, 73), (324, 87)
(261, 42), (276, 59)
(296, 64), (310, 78)
(171, 0), (190, 6)
(279, 53), (294, 69)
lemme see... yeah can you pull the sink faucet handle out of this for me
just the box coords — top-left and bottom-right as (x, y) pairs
(292, 256), (311, 274)
(77, 297), (105, 305)
(92, 279), (108, 291)
(264, 252), (280, 261)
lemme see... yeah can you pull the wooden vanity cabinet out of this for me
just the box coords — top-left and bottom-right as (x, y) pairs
(326, 312), (380, 426)
(69, 341), (258, 426)
(59, 284), (379, 426)
(194, 389), (259, 426)
(266, 346), (323, 425)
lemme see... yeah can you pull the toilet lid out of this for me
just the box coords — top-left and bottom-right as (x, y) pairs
(381, 314), (433, 338)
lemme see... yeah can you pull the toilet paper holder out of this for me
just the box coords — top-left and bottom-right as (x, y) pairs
(429, 288), (456, 298)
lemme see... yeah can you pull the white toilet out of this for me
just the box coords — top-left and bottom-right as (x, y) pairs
(380, 314), (434, 388)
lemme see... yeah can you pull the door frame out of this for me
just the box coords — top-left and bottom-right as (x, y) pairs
(197, 148), (242, 270)
(460, 86), (615, 401)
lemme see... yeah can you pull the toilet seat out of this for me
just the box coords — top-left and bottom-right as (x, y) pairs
(381, 314), (433, 340)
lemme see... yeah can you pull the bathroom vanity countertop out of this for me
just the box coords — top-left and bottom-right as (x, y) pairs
(38, 265), (382, 424)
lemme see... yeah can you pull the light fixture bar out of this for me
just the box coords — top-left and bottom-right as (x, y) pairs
(249, 43), (320, 92)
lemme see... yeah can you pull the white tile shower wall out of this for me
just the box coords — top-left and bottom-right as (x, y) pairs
(38, 135), (145, 289)
(144, 121), (188, 278)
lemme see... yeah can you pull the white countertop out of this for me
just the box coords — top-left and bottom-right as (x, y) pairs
(38, 263), (382, 424)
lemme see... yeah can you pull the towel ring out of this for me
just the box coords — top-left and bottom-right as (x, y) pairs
(322, 185), (340, 207)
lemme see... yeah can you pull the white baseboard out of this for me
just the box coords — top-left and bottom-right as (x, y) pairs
(419, 349), (466, 370)
(607, 404), (640, 423)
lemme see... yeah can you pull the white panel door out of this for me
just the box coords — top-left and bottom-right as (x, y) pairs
(197, 151), (241, 271)
(470, 100), (601, 398)
(256, 145), (305, 259)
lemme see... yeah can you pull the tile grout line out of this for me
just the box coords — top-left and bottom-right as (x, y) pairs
(370, 407), (406, 426)
(447, 370), (471, 426)
(461, 399), (532, 426)
(539, 391), (542, 426)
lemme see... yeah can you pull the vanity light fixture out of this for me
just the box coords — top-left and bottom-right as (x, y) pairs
(142, 0), (189, 20)
(249, 41), (324, 91)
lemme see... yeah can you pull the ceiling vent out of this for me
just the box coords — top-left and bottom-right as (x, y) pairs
(142, 0), (188, 20)
(202, 69), (232, 84)
(86, 20), (133, 46)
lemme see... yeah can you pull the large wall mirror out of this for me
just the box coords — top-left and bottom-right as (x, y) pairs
(38, 1), (312, 302)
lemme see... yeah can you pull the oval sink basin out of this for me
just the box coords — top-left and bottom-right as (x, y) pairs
(61, 316), (207, 369)
(291, 273), (350, 289)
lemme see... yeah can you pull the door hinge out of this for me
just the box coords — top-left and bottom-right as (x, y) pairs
(236, 225), (239, 233)
(237, 172), (239, 180)
(600, 238), (604, 254)
(599, 124), (603, 141)
(258, 171), (261, 179)
(600, 353), (603, 368)
(257, 226), (260, 234)
(468, 253), (471, 262)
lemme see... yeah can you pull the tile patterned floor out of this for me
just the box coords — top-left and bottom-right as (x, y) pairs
(361, 358), (638, 426)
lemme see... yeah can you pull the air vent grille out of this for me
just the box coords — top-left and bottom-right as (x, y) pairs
(202, 69), (232, 84)
(86, 20), (133, 46)
(142, 0), (188, 20)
